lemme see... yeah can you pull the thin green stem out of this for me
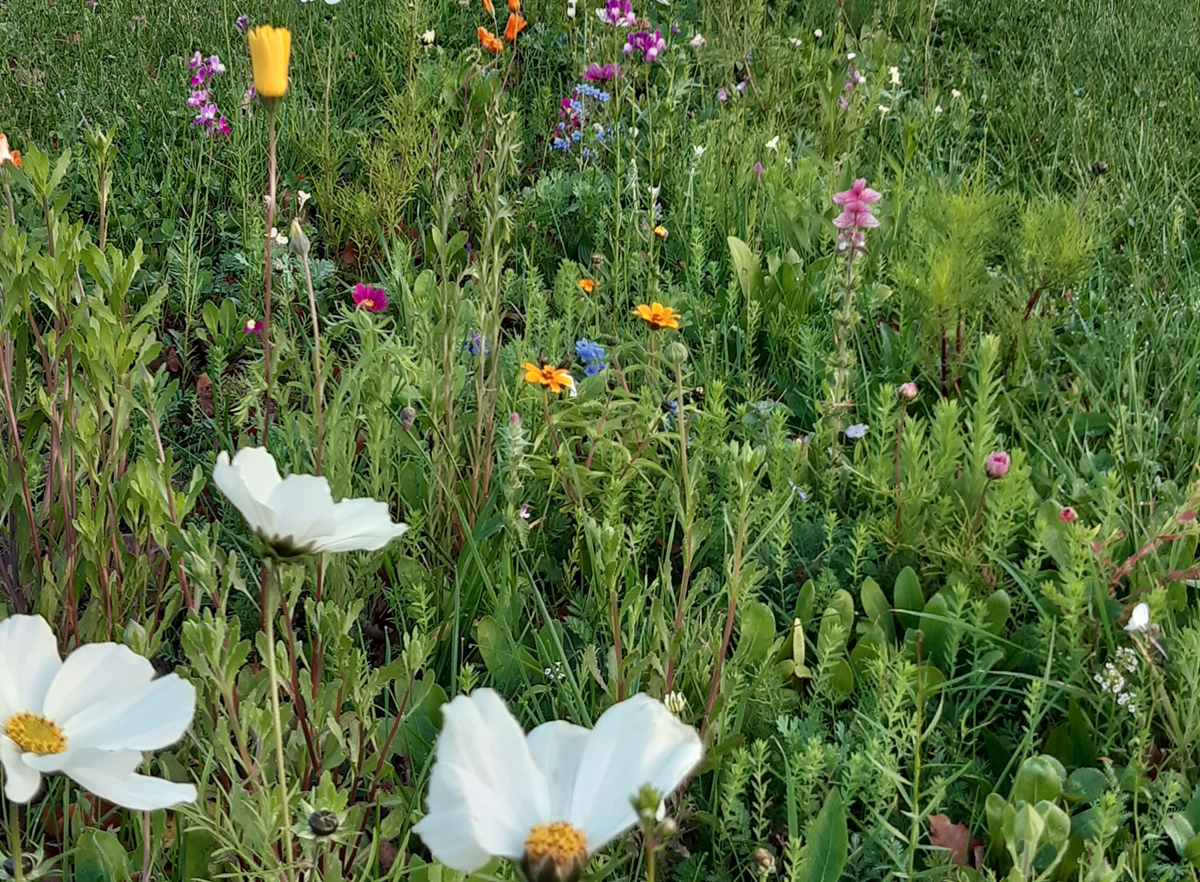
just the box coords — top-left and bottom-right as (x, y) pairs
(7, 800), (23, 882)
(262, 109), (278, 443)
(263, 562), (295, 882)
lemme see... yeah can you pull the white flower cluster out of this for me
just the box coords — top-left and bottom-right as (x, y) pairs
(543, 661), (567, 682)
(1093, 647), (1139, 714)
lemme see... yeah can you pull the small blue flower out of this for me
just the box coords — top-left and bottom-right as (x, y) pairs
(584, 361), (605, 377)
(575, 338), (606, 364)
(788, 481), (808, 502)
(845, 423), (868, 440)
(465, 331), (489, 356)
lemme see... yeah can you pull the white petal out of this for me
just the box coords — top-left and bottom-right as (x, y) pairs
(526, 721), (589, 820)
(413, 764), (493, 872)
(60, 673), (195, 752)
(312, 498), (407, 553)
(213, 449), (280, 536)
(42, 643), (154, 725)
(0, 614), (62, 719)
(568, 695), (702, 853)
(61, 748), (197, 811)
(0, 738), (42, 803)
(266, 475), (337, 548)
(422, 690), (549, 859)
(1126, 602), (1150, 632)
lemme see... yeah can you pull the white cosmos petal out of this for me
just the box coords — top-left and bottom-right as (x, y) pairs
(265, 474), (337, 549)
(1126, 602), (1150, 632)
(568, 695), (702, 853)
(212, 449), (280, 536)
(312, 498), (408, 553)
(0, 738), (42, 803)
(416, 690), (550, 862)
(526, 721), (589, 820)
(0, 614), (63, 719)
(57, 748), (197, 811)
(60, 673), (195, 751)
(414, 764), (493, 871)
(42, 643), (154, 725)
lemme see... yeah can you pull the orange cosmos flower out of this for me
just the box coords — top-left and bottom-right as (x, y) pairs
(504, 12), (527, 41)
(483, 0), (494, 13)
(523, 362), (575, 394)
(633, 302), (680, 330)
(478, 27), (504, 52)
(578, 278), (596, 295)
(508, 0), (521, 9)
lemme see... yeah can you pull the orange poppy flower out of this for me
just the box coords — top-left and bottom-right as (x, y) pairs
(477, 26), (504, 52)
(633, 302), (680, 330)
(504, 12), (527, 42)
(578, 278), (596, 295)
(508, 0), (521, 9)
(523, 362), (575, 394)
(0, 134), (18, 169)
(483, 0), (494, 13)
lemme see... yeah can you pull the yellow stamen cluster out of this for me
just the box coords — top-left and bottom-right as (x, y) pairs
(6, 711), (67, 755)
(525, 822), (587, 866)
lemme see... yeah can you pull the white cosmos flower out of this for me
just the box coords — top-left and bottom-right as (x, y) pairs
(420, 29), (436, 45)
(1125, 602), (1150, 633)
(213, 447), (408, 556)
(413, 689), (702, 879)
(0, 615), (196, 810)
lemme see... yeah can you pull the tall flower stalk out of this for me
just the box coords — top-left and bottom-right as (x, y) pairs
(247, 24), (291, 442)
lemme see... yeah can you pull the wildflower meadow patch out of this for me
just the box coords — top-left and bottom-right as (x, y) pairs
(1, 0), (1200, 880)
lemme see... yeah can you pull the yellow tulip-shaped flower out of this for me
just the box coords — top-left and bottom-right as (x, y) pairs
(248, 25), (292, 100)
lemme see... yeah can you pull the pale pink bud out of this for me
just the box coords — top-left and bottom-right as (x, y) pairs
(985, 451), (1011, 480)
(1059, 506), (1077, 523)
(898, 382), (918, 402)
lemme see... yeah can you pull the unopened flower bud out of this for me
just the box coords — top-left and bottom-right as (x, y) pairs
(752, 847), (776, 875)
(308, 810), (339, 837)
(289, 218), (311, 258)
(1059, 506), (1078, 523)
(658, 816), (678, 837)
(984, 451), (1011, 480)
(898, 381), (918, 402)
(400, 406), (416, 431)
(666, 341), (689, 366)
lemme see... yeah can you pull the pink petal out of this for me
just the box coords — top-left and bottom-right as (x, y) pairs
(832, 210), (856, 229)
(856, 211), (880, 228)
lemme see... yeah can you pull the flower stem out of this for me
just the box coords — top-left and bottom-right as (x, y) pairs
(6, 800), (23, 882)
(300, 252), (324, 476)
(262, 108), (278, 444)
(263, 562), (295, 882)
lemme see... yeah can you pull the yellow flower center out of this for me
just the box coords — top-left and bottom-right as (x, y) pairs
(362, 298), (375, 309)
(6, 711), (67, 755)
(525, 821), (587, 867)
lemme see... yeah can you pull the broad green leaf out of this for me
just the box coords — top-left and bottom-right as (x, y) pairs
(799, 789), (847, 882)
(893, 566), (924, 630)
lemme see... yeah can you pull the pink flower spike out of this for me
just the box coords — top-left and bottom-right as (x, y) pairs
(189, 51), (204, 69)
(353, 283), (389, 313)
(832, 178), (882, 205)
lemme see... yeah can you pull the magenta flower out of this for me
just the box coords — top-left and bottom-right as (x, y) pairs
(353, 283), (389, 312)
(753, 161), (764, 181)
(235, 13), (249, 32)
(717, 87), (728, 102)
(597, 0), (637, 27)
(243, 318), (264, 336)
(985, 451), (1011, 480)
(625, 30), (666, 62)
(192, 103), (219, 128)
(832, 178), (882, 231)
(216, 116), (231, 136)
(583, 62), (620, 81)
(187, 89), (209, 108)
(1059, 506), (1078, 523)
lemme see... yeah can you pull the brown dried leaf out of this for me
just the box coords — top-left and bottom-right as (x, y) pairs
(928, 814), (982, 868)
(196, 372), (215, 418)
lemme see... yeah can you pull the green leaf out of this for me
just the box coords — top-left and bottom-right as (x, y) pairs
(1164, 814), (1196, 854)
(727, 236), (764, 304)
(827, 658), (855, 698)
(1011, 755), (1065, 806)
(75, 829), (130, 882)
(799, 789), (847, 882)
(985, 589), (1011, 636)
(860, 577), (895, 642)
(829, 589), (854, 634)
(736, 601), (776, 666)
(893, 566), (924, 630)
(1064, 767), (1106, 802)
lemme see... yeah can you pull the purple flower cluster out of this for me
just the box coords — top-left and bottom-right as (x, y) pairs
(624, 29), (665, 62)
(597, 0), (637, 26)
(188, 52), (230, 135)
(838, 62), (867, 110)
